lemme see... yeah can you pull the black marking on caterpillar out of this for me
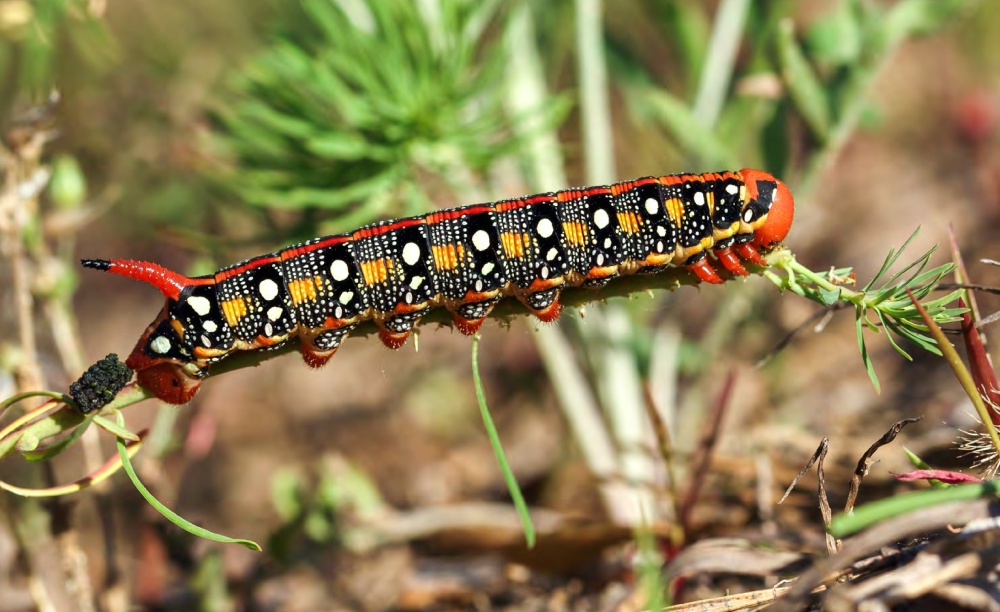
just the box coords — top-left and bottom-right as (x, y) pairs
(82, 168), (794, 405)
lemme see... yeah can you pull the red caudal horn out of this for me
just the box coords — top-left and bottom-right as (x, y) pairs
(81, 259), (200, 300)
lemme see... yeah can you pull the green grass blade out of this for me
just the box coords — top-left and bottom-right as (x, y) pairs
(471, 336), (536, 548)
(115, 412), (261, 551)
(830, 481), (1000, 537)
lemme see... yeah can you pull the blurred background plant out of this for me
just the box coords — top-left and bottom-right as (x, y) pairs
(1, 0), (999, 609)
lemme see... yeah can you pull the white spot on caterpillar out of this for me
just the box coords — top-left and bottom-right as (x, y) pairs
(334, 305), (344, 319)
(656, 241), (664, 252)
(200, 335), (211, 347)
(405, 291), (414, 304)
(409, 275), (424, 290)
(475, 279), (484, 292)
(596, 252), (605, 266)
(604, 237), (612, 249)
(546, 247), (558, 261)
(267, 306), (283, 321)
(339, 291), (354, 305)
(540, 264), (550, 279)
(726, 184), (739, 195)
(150, 336), (171, 354)
(481, 261), (495, 276)
(743, 208), (754, 223)
(645, 198), (658, 215)
(259, 278), (279, 301)
(202, 320), (218, 333)
(472, 230), (491, 251)
(536, 218), (554, 238)
(187, 295), (211, 316)
(694, 192), (705, 206)
(402, 242), (421, 266)
(330, 259), (350, 282)
(593, 208), (610, 229)
(264, 322), (274, 336)
(656, 225), (666, 237)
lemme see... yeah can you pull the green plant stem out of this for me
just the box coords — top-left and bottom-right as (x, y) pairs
(0, 384), (151, 460)
(768, 250), (948, 314)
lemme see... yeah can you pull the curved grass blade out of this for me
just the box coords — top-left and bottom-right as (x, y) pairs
(115, 411), (261, 551)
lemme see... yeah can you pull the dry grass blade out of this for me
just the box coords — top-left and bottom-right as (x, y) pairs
(769, 499), (1000, 611)
(663, 586), (795, 611)
(663, 538), (810, 584)
(779, 438), (837, 555)
(640, 384), (684, 548)
(844, 417), (923, 514)
(678, 370), (737, 534)
(780, 438), (828, 505)
(828, 547), (996, 609)
(816, 440), (836, 556)
(982, 310), (1000, 327)
(929, 582), (1000, 611)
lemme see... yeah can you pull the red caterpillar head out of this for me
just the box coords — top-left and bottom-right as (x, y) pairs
(82, 259), (212, 404)
(738, 168), (795, 248)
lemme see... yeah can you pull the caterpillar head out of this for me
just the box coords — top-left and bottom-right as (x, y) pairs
(738, 168), (795, 248)
(124, 304), (206, 404)
(82, 259), (214, 404)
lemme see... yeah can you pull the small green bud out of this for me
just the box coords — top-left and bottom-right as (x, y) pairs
(49, 155), (86, 209)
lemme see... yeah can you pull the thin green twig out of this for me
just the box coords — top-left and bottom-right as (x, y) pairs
(763, 229), (964, 392)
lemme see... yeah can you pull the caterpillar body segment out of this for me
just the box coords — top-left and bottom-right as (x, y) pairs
(83, 168), (794, 405)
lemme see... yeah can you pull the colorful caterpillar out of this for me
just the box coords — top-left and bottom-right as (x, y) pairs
(83, 169), (794, 405)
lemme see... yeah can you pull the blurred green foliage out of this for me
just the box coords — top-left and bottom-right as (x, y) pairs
(207, 0), (569, 235)
(0, 0), (115, 118)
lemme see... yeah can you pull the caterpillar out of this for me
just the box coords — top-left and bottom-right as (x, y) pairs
(83, 168), (794, 406)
